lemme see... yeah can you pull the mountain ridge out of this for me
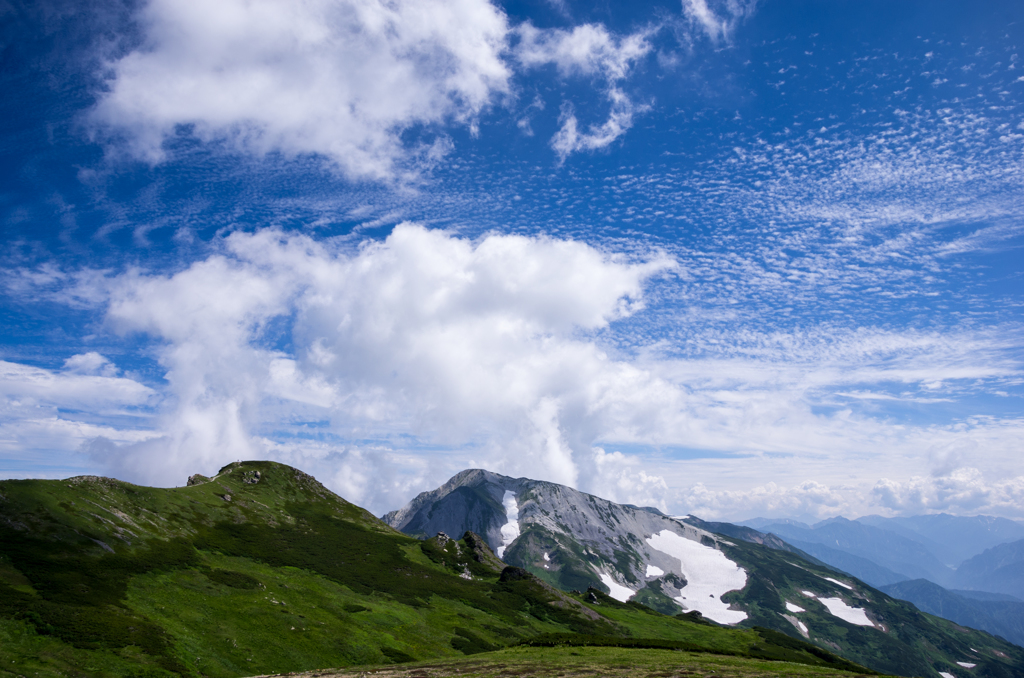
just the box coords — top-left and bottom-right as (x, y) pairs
(1, 461), (902, 678)
(386, 468), (1024, 677)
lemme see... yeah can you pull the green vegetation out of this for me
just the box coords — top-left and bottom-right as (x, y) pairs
(241, 645), (891, 678)
(0, 461), (1017, 678)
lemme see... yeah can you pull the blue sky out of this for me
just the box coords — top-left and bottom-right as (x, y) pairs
(2, 0), (1023, 521)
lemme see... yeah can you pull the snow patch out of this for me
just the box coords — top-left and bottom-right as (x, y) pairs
(495, 490), (520, 559)
(939, 673), (955, 678)
(824, 576), (853, 590)
(599, 573), (634, 602)
(786, 601), (805, 613)
(957, 663), (976, 669)
(646, 530), (748, 625)
(543, 552), (550, 561)
(818, 597), (873, 626)
(801, 590), (817, 598)
(646, 564), (664, 577)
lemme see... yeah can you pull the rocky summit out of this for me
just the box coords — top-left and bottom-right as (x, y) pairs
(386, 469), (1024, 677)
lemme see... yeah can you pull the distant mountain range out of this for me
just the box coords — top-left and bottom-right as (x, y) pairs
(739, 514), (1024, 597)
(879, 579), (1024, 648)
(385, 468), (1024, 676)
(738, 517), (955, 587)
(737, 513), (1024, 651)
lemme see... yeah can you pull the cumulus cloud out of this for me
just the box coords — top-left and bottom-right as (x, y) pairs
(74, 225), (674, 506)
(873, 467), (1024, 518)
(515, 22), (652, 159)
(92, 0), (512, 180)
(63, 352), (119, 377)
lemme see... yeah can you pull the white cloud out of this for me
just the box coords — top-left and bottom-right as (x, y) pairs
(91, 0), (512, 180)
(74, 225), (674, 503)
(0, 359), (158, 476)
(515, 23), (652, 159)
(6, 230), (1023, 518)
(873, 467), (1024, 518)
(63, 352), (118, 377)
(681, 0), (756, 43)
(0, 359), (154, 412)
(516, 23), (650, 80)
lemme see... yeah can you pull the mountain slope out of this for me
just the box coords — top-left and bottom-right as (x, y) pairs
(386, 469), (1024, 677)
(954, 539), (1024, 601)
(749, 517), (954, 585)
(776, 537), (914, 588)
(880, 579), (1024, 648)
(859, 515), (1024, 567)
(0, 462), (883, 678)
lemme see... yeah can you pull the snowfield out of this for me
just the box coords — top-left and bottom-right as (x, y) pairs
(818, 597), (873, 626)
(496, 490), (520, 558)
(599, 573), (635, 602)
(785, 601), (805, 613)
(646, 530), (748, 625)
(646, 564), (664, 577)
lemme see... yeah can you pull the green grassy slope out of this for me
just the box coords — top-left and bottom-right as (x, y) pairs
(278, 645), (885, 678)
(0, 461), (882, 678)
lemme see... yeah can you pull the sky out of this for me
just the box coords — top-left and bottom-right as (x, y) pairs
(2, 0), (1023, 522)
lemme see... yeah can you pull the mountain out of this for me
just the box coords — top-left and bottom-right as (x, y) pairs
(954, 539), (1024, 601)
(0, 461), (889, 678)
(385, 469), (1024, 677)
(880, 579), (1024, 648)
(953, 590), (1024, 603)
(771, 538), (914, 588)
(744, 517), (954, 585)
(858, 514), (1024, 567)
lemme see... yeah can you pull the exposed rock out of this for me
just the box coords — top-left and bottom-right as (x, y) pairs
(462, 530), (505, 574)
(187, 474), (210, 486)
(384, 468), (722, 593)
(242, 470), (261, 484)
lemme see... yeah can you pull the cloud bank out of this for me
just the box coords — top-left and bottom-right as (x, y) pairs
(4, 225), (1023, 518)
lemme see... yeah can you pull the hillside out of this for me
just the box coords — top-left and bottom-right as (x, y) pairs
(0, 462), (880, 678)
(386, 469), (1024, 677)
(954, 540), (1024, 601)
(880, 579), (1024, 648)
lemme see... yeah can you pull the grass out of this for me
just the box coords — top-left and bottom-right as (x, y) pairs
(252, 645), (888, 678)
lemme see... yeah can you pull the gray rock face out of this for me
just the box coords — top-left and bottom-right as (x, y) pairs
(383, 468), (743, 622)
